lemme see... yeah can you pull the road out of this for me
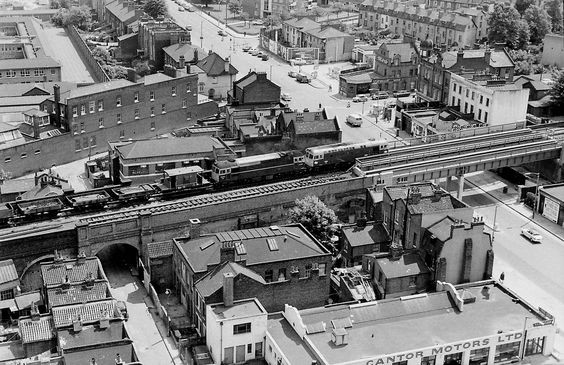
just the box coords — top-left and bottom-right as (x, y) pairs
(448, 171), (564, 357)
(166, 0), (410, 144)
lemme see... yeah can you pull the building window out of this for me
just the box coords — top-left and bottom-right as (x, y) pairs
(265, 269), (273, 282)
(134, 91), (139, 103)
(525, 337), (545, 356)
(150, 90), (155, 101)
(480, 95), (483, 104)
(486, 97), (490, 106)
(80, 121), (84, 132)
(471, 91), (475, 100)
(72, 106), (78, 117)
(134, 109), (140, 119)
(186, 83), (191, 93)
(73, 124), (78, 135)
(172, 86), (176, 96)
(233, 323), (251, 335)
(117, 113), (122, 124)
(99, 117), (104, 128)
(247, 344), (252, 353)
(458, 85), (462, 94)
(452, 96), (455, 105)
(83, 136), (89, 149)
(20, 153), (27, 159)
(98, 100), (104, 111)
(75, 139), (81, 151)
(151, 106), (155, 117)
(4, 157), (11, 163)
(470, 347), (489, 365)
(421, 355), (436, 365)
(444, 352), (462, 365)
(182, 98), (187, 108)
(465, 89), (469, 97)
(0, 289), (14, 300)
(478, 109), (482, 120)
(318, 263), (326, 276)
(116, 95), (122, 107)
(89, 100), (95, 113)
(80, 104), (86, 115)
(278, 268), (286, 281)
(91, 136), (96, 147)
(119, 130), (124, 138)
(484, 111), (488, 123)
(304, 263), (312, 278)
(161, 104), (166, 114)
(495, 342), (520, 363)
(150, 121), (155, 130)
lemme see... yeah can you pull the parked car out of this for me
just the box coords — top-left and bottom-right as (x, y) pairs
(296, 73), (311, 83)
(281, 92), (292, 101)
(242, 44), (251, 52)
(393, 90), (411, 98)
(353, 95), (369, 102)
(217, 30), (227, 36)
(116, 301), (128, 320)
(192, 345), (214, 365)
(178, 6), (184, 11)
(252, 20), (264, 25)
(292, 58), (307, 65)
(185, 25), (192, 31)
(261, 54), (269, 61)
(521, 227), (542, 243)
(185, 4), (194, 11)
(372, 91), (389, 100)
(249, 48), (259, 56)
(255, 51), (264, 57)
(288, 70), (298, 78)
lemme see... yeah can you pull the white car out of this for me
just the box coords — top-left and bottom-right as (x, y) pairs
(252, 20), (264, 25)
(281, 93), (292, 101)
(521, 227), (542, 243)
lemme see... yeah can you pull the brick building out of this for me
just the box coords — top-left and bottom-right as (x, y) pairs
(418, 45), (515, 103)
(340, 221), (390, 266)
(163, 42), (207, 69)
(137, 17), (192, 70)
(228, 71), (281, 107)
(172, 224), (332, 336)
(276, 108), (342, 149)
(192, 52), (239, 100)
(104, 0), (144, 37)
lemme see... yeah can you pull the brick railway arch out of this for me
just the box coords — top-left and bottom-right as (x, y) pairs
(20, 254), (55, 291)
(94, 242), (139, 273)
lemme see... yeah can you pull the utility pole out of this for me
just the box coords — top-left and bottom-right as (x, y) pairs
(200, 20), (203, 48)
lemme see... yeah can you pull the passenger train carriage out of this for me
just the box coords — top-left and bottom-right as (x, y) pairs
(305, 140), (389, 168)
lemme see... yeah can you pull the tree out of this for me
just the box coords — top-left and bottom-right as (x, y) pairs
(289, 195), (338, 240)
(265, 14), (281, 26)
(515, 19), (530, 49)
(51, 8), (69, 27)
(546, 0), (563, 34)
(228, 1), (241, 15)
(91, 46), (113, 65)
(488, 3), (528, 49)
(63, 6), (92, 30)
(144, 0), (168, 19)
(50, 0), (69, 9)
(514, 0), (534, 15)
(549, 69), (564, 110)
(134, 60), (151, 76)
(523, 6), (552, 44)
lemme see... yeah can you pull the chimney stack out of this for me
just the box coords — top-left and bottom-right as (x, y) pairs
(53, 84), (61, 128)
(224, 57), (230, 73)
(223, 272), (234, 307)
(457, 48), (464, 62)
(220, 241), (236, 263)
(179, 55), (185, 69)
(484, 47), (491, 66)
(189, 218), (201, 239)
(356, 212), (367, 228)
(32, 116), (40, 139)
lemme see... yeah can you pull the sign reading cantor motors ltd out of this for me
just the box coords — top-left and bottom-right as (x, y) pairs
(365, 332), (524, 365)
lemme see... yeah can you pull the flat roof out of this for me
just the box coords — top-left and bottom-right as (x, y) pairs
(376, 253), (430, 278)
(211, 298), (265, 319)
(271, 283), (550, 364)
(540, 184), (564, 203)
(267, 314), (316, 364)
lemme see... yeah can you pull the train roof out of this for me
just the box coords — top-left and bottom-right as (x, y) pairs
(215, 151), (303, 169)
(165, 166), (204, 176)
(306, 140), (387, 154)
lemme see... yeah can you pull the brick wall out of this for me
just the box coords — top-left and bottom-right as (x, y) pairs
(149, 256), (173, 292)
(66, 25), (110, 83)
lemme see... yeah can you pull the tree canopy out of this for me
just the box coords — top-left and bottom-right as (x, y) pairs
(228, 1), (241, 15)
(144, 0), (168, 19)
(487, 3), (529, 49)
(523, 5), (552, 44)
(51, 6), (92, 30)
(546, 0), (563, 34)
(289, 195), (338, 240)
(549, 70), (564, 110)
(514, 0), (534, 15)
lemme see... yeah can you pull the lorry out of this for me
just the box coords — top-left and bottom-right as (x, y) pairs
(296, 73), (311, 83)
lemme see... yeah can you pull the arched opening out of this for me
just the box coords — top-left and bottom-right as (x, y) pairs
(95, 243), (139, 279)
(20, 255), (55, 292)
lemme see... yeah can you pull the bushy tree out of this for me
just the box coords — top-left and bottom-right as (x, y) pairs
(134, 60), (151, 76)
(549, 69), (564, 110)
(289, 195), (338, 240)
(64, 6), (92, 30)
(144, 0), (168, 19)
(228, 1), (241, 15)
(488, 3), (529, 49)
(50, 0), (69, 9)
(524, 6), (552, 44)
(51, 8), (68, 27)
(546, 0), (563, 34)
(514, 0), (534, 15)
(91, 46), (113, 65)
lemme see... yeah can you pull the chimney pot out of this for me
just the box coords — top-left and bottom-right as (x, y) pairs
(189, 218), (201, 238)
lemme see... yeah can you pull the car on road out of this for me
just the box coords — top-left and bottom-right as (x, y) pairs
(178, 6), (184, 11)
(292, 58), (307, 66)
(372, 91), (389, 100)
(281, 92), (292, 101)
(192, 345), (214, 365)
(261, 54), (269, 61)
(249, 48), (260, 56)
(217, 30), (227, 36)
(346, 113), (363, 127)
(288, 70), (298, 78)
(352, 95), (369, 102)
(521, 227), (542, 243)
(296, 73), (311, 83)
(252, 20), (264, 25)
(393, 90), (411, 98)
(116, 300), (128, 320)
(242, 44), (251, 52)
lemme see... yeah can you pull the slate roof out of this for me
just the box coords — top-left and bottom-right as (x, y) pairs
(19, 315), (55, 344)
(408, 195), (455, 214)
(142, 72), (172, 85)
(47, 281), (109, 307)
(65, 79), (133, 100)
(0, 82), (76, 98)
(293, 119), (339, 135)
(0, 259), (18, 285)
(376, 252), (430, 278)
(163, 43), (207, 63)
(0, 95), (50, 107)
(0, 57), (60, 69)
(15, 291), (42, 310)
(305, 26), (350, 39)
(195, 261), (266, 297)
(105, 0), (139, 22)
(283, 17), (320, 31)
(385, 183), (437, 201)
(426, 216), (458, 242)
(342, 223), (389, 247)
(441, 49), (514, 70)
(147, 241), (173, 258)
(41, 258), (101, 287)
(196, 52), (238, 77)
(279, 110), (328, 126)
(51, 299), (119, 328)
(175, 224), (330, 274)
(115, 136), (224, 160)
(381, 43), (416, 62)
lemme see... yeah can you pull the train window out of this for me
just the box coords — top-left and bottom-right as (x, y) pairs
(4, 157), (10, 163)
(20, 153), (27, 159)
(34, 150), (40, 155)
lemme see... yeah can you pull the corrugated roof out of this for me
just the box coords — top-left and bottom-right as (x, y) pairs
(19, 315), (55, 344)
(176, 224), (329, 274)
(0, 259), (18, 285)
(195, 261), (265, 297)
(116, 136), (224, 160)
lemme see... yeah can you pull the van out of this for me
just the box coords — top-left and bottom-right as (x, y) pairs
(296, 73), (311, 83)
(346, 114), (363, 127)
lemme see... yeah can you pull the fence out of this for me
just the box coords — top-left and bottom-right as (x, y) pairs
(65, 25), (110, 83)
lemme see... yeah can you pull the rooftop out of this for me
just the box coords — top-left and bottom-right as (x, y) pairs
(442, 49), (514, 69)
(385, 182), (438, 201)
(342, 223), (389, 247)
(376, 252), (430, 278)
(196, 52), (238, 77)
(64, 79), (133, 100)
(51, 299), (120, 328)
(147, 241), (173, 259)
(270, 283), (552, 364)
(267, 314), (316, 364)
(407, 194), (456, 214)
(175, 224), (329, 273)
(195, 261), (265, 297)
(0, 56), (60, 70)
(381, 42), (417, 62)
(210, 298), (265, 320)
(58, 321), (127, 350)
(116, 136), (224, 160)
(19, 315), (55, 344)
(293, 119), (339, 135)
(41, 257), (102, 287)
(0, 259), (18, 285)
(163, 42), (207, 63)
(47, 281), (109, 307)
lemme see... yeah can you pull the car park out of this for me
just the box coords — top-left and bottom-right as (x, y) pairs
(521, 227), (542, 243)
(372, 91), (389, 100)
(281, 93), (292, 101)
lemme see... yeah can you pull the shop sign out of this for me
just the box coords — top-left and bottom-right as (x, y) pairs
(542, 197), (559, 223)
(365, 333), (523, 365)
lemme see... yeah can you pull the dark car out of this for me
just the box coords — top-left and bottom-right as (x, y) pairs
(217, 30), (227, 36)
(372, 91), (389, 100)
(261, 54), (269, 61)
